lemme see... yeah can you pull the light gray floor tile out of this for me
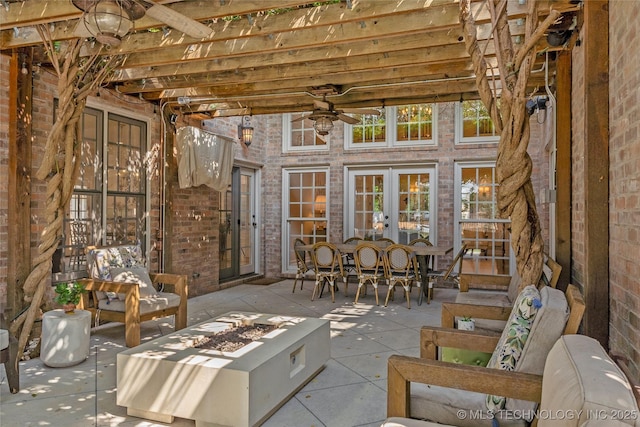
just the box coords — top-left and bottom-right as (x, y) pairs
(1, 279), (447, 427)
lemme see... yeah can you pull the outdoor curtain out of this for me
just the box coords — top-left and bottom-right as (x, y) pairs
(175, 126), (235, 191)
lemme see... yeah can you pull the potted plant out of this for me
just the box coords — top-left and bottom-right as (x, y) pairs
(457, 316), (475, 331)
(54, 282), (87, 314)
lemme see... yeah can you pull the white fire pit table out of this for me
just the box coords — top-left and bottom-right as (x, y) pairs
(117, 312), (330, 427)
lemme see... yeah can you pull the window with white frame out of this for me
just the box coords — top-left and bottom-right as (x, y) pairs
(395, 103), (436, 145)
(56, 106), (149, 278)
(456, 100), (500, 144)
(455, 161), (512, 276)
(345, 104), (436, 149)
(283, 168), (328, 272)
(282, 113), (328, 152)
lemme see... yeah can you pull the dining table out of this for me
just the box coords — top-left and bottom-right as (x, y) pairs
(299, 241), (453, 305)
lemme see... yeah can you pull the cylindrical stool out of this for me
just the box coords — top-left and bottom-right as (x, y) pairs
(41, 309), (91, 368)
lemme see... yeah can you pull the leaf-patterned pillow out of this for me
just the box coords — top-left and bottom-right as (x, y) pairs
(485, 284), (541, 412)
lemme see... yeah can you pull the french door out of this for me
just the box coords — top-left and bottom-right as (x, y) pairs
(345, 166), (436, 244)
(219, 167), (256, 280)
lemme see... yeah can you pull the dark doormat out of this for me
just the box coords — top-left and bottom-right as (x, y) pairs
(245, 278), (283, 286)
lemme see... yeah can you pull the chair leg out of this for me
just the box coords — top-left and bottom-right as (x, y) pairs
(384, 284), (393, 307)
(292, 274), (299, 293)
(329, 279), (336, 303)
(373, 281), (379, 306)
(311, 279), (320, 301)
(354, 284), (362, 304)
(405, 287), (411, 309)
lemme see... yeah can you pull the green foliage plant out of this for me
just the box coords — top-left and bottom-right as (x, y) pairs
(54, 282), (87, 306)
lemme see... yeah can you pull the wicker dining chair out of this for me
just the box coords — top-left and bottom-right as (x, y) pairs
(292, 238), (314, 293)
(353, 242), (386, 305)
(310, 242), (345, 303)
(384, 244), (420, 309)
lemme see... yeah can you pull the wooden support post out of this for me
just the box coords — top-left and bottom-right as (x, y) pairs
(581, 0), (609, 348)
(8, 48), (32, 323)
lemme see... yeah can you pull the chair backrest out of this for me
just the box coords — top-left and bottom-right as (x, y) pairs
(376, 237), (396, 245)
(354, 242), (384, 275)
(86, 244), (146, 280)
(311, 242), (343, 273)
(293, 238), (309, 273)
(384, 244), (418, 277)
(408, 238), (432, 247)
(343, 237), (363, 245)
(486, 284), (570, 414)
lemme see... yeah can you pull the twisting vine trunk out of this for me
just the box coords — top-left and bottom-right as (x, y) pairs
(9, 29), (122, 361)
(460, 0), (560, 288)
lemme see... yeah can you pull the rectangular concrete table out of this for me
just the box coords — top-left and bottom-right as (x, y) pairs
(117, 312), (330, 427)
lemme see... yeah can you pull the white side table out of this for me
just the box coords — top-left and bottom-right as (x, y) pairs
(41, 309), (91, 368)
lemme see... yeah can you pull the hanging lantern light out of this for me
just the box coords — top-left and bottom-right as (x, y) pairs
(77, 0), (138, 47)
(313, 116), (334, 136)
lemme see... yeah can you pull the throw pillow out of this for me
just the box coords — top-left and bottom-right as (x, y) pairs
(109, 267), (158, 299)
(485, 284), (541, 412)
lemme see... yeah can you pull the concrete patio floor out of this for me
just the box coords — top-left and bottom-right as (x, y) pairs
(0, 279), (457, 427)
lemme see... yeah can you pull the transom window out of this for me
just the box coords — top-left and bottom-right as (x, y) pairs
(456, 100), (500, 144)
(396, 104), (435, 143)
(282, 113), (328, 152)
(345, 104), (437, 149)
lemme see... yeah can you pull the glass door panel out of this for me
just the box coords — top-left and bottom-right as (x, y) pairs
(349, 170), (388, 240)
(220, 167), (257, 280)
(394, 171), (432, 244)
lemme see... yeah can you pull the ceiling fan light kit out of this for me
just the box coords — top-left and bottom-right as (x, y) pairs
(313, 116), (334, 136)
(75, 0), (138, 47)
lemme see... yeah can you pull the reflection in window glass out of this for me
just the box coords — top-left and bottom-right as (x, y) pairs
(461, 100), (498, 140)
(459, 164), (510, 275)
(396, 104), (434, 142)
(352, 110), (386, 144)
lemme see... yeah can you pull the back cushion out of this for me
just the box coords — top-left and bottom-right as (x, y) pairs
(110, 267), (158, 298)
(486, 285), (541, 411)
(540, 335), (640, 427)
(505, 286), (569, 416)
(87, 245), (146, 301)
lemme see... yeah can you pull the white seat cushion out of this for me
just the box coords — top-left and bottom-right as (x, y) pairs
(0, 329), (8, 350)
(97, 292), (181, 314)
(539, 335), (640, 427)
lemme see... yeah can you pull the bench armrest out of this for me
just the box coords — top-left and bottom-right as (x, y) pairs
(441, 302), (512, 328)
(387, 355), (542, 418)
(419, 326), (499, 359)
(150, 273), (188, 298)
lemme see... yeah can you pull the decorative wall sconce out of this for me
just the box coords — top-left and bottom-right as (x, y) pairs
(238, 115), (254, 146)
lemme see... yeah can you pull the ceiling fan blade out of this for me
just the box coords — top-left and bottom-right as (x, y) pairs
(341, 108), (381, 116)
(145, 4), (213, 39)
(337, 114), (360, 125)
(313, 99), (331, 111)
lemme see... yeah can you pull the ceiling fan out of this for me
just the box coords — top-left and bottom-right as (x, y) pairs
(72, 0), (212, 47)
(292, 96), (381, 136)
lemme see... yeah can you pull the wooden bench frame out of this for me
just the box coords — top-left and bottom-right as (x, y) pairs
(78, 272), (188, 347)
(387, 284), (585, 420)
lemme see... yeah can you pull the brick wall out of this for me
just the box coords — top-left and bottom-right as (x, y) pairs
(0, 55), (554, 306)
(608, 0), (640, 382)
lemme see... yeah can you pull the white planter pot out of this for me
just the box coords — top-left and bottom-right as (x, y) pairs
(458, 319), (475, 331)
